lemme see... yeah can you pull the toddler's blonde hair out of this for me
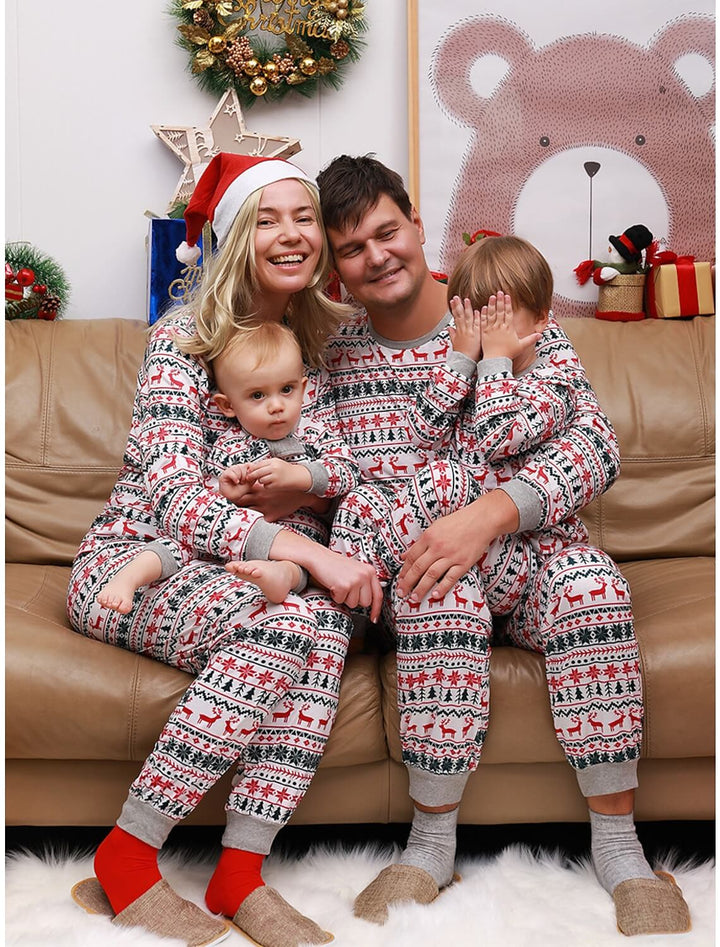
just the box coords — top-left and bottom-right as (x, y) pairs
(448, 235), (553, 318)
(212, 321), (303, 379)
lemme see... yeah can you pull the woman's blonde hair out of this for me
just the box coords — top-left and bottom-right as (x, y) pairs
(166, 180), (350, 368)
(447, 235), (553, 318)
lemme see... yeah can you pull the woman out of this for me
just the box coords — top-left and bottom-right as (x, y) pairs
(67, 153), (381, 947)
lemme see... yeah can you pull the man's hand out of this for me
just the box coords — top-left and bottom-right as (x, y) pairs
(244, 458), (313, 492)
(397, 490), (520, 602)
(448, 295), (482, 361)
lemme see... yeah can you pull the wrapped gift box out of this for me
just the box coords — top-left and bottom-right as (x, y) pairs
(645, 260), (715, 318)
(146, 218), (213, 325)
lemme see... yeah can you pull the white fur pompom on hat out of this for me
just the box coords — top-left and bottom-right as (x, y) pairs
(175, 241), (202, 265)
(176, 153), (316, 263)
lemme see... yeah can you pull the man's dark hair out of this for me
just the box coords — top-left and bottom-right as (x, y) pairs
(317, 154), (413, 232)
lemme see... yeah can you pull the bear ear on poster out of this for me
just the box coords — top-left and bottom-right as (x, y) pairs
(431, 15), (715, 319)
(432, 18), (533, 128)
(651, 17), (715, 122)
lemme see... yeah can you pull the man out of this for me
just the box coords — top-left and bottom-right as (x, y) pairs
(314, 154), (690, 936)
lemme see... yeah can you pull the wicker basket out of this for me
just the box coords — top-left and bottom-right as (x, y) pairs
(595, 273), (646, 321)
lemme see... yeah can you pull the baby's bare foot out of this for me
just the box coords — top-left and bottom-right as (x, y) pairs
(226, 560), (301, 603)
(96, 579), (136, 614)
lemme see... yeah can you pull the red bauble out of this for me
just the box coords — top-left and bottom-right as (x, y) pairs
(16, 268), (36, 287)
(32, 284), (48, 295)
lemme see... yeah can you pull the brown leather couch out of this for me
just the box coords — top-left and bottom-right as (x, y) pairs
(6, 315), (714, 828)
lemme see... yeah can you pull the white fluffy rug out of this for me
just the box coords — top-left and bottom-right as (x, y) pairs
(5, 843), (715, 947)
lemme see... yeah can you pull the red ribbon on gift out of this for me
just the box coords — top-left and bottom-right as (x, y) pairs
(646, 255), (704, 318)
(674, 256), (700, 316)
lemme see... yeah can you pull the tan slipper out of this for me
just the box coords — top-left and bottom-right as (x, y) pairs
(229, 885), (333, 947)
(71, 877), (231, 946)
(353, 864), (461, 925)
(614, 870), (692, 936)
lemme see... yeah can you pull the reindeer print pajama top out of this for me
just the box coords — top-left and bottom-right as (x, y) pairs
(66, 313), (356, 833)
(318, 310), (643, 793)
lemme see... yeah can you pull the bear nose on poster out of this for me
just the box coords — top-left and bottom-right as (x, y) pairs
(513, 145), (669, 310)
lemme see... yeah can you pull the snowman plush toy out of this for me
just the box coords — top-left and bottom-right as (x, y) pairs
(575, 224), (654, 286)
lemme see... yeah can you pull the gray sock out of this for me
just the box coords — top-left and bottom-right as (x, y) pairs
(399, 805), (458, 888)
(589, 810), (656, 894)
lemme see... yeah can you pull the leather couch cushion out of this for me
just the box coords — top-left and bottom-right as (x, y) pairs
(5, 319), (148, 565)
(381, 557), (714, 765)
(7, 317), (715, 567)
(5, 563), (389, 768)
(563, 317), (715, 561)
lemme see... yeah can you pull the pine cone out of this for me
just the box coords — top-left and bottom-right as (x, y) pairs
(330, 40), (350, 59)
(193, 8), (214, 30)
(38, 293), (60, 318)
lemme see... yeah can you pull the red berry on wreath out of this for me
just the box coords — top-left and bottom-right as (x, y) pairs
(16, 268), (36, 287)
(32, 284), (48, 295)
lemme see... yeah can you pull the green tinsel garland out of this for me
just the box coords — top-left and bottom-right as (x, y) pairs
(172, 0), (367, 109)
(5, 242), (71, 320)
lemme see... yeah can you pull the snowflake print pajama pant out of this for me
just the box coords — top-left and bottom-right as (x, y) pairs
(68, 545), (352, 848)
(331, 460), (643, 791)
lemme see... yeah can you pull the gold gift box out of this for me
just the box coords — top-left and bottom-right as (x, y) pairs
(646, 261), (715, 318)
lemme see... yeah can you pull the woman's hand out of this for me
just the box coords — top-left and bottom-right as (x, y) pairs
(236, 482), (330, 521)
(268, 527), (384, 622)
(397, 490), (520, 602)
(310, 548), (384, 623)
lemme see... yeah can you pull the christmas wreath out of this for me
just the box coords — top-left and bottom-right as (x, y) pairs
(5, 243), (70, 321)
(172, 0), (366, 108)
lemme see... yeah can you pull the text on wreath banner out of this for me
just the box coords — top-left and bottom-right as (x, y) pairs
(228, 0), (334, 41)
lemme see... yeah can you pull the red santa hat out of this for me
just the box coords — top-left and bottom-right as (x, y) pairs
(176, 153), (316, 265)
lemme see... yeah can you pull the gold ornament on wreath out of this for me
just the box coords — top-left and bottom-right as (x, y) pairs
(172, 0), (367, 108)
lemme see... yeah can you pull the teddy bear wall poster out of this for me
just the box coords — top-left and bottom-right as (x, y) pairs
(409, 0), (715, 319)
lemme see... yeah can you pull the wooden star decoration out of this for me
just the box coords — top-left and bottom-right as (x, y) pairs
(152, 89), (302, 211)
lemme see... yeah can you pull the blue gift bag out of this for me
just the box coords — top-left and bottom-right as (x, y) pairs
(146, 218), (213, 324)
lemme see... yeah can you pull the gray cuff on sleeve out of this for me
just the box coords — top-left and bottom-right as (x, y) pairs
(223, 810), (281, 855)
(244, 518), (284, 561)
(498, 479), (543, 533)
(477, 356), (512, 378)
(446, 351), (477, 378)
(576, 759), (639, 797)
(118, 794), (177, 848)
(298, 460), (328, 496)
(407, 766), (470, 807)
(143, 541), (180, 580)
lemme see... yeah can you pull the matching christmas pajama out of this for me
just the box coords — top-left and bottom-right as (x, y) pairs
(67, 314), (354, 837)
(318, 312), (642, 784)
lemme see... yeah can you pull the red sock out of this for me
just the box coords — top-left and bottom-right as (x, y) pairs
(93, 825), (162, 915)
(205, 848), (266, 917)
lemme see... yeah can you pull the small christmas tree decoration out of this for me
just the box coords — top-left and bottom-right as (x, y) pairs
(152, 88), (302, 212)
(171, 0), (366, 108)
(5, 243), (70, 320)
